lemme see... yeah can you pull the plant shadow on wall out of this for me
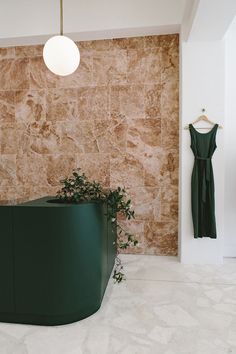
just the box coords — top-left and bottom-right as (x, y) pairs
(56, 168), (138, 283)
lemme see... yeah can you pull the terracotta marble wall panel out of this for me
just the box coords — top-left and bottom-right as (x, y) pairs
(76, 154), (110, 187)
(0, 91), (15, 122)
(127, 119), (161, 154)
(46, 89), (78, 121)
(127, 187), (161, 221)
(118, 219), (145, 254)
(15, 90), (46, 122)
(77, 86), (110, 120)
(58, 54), (93, 88)
(21, 121), (61, 155)
(0, 58), (29, 90)
(93, 49), (128, 85)
(110, 153), (145, 188)
(0, 155), (16, 187)
(145, 221), (178, 255)
(145, 84), (162, 119)
(16, 152), (49, 200)
(0, 34), (179, 255)
(110, 85), (145, 119)
(29, 57), (59, 89)
(0, 48), (15, 59)
(0, 123), (19, 154)
(46, 154), (77, 188)
(94, 118), (127, 153)
(143, 152), (164, 188)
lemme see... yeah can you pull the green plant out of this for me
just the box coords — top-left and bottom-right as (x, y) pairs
(57, 168), (138, 283)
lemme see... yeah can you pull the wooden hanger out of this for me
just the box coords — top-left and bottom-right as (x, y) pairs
(184, 109), (223, 130)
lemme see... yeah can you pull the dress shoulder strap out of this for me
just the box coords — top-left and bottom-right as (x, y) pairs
(211, 124), (218, 136)
(189, 124), (196, 138)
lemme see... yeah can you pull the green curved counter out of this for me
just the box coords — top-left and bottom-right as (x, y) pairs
(0, 197), (116, 326)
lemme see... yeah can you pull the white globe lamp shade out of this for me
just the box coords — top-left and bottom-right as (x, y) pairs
(43, 35), (80, 76)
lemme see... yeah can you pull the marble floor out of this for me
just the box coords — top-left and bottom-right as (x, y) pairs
(1, 255), (236, 354)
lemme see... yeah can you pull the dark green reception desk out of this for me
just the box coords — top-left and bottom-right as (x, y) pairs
(0, 197), (116, 326)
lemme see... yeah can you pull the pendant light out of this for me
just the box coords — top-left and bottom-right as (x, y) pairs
(43, 0), (80, 76)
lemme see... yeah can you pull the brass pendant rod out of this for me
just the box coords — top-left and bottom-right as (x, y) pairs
(60, 0), (63, 35)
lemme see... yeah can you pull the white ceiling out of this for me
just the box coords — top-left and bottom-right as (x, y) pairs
(0, 0), (187, 46)
(0, 0), (235, 47)
(188, 0), (236, 41)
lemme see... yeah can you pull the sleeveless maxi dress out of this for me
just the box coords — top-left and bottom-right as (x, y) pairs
(189, 124), (218, 238)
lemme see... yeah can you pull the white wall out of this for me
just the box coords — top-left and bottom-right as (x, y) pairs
(0, 0), (186, 46)
(179, 40), (225, 264)
(189, 0), (236, 41)
(181, 0), (200, 41)
(179, 0), (236, 265)
(224, 17), (236, 257)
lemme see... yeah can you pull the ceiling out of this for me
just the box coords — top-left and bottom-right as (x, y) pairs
(188, 0), (236, 41)
(0, 0), (187, 46)
(0, 0), (235, 47)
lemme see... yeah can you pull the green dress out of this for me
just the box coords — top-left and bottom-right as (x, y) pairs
(189, 124), (218, 238)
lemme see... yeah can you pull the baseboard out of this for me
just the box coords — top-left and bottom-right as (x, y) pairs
(224, 244), (236, 258)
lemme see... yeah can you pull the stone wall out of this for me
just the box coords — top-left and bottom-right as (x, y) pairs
(0, 34), (179, 255)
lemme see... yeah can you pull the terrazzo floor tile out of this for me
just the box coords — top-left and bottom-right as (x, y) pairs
(0, 255), (236, 354)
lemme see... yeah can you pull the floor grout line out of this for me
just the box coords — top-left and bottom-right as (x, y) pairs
(125, 277), (236, 286)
